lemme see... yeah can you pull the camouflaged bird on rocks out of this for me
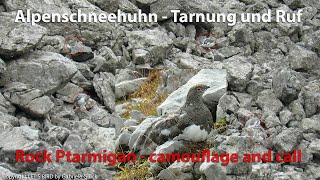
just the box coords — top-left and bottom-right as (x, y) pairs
(131, 84), (213, 154)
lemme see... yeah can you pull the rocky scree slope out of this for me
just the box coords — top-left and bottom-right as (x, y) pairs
(0, 0), (319, 179)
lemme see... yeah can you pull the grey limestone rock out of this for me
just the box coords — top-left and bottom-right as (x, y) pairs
(172, 53), (213, 69)
(0, 12), (47, 59)
(157, 161), (194, 180)
(158, 69), (199, 95)
(0, 51), (78, 94)
(256, 90), (284, 114)
(68, 119), (117, 152)
(93, 72), (116, 112)
(301, 114), (320, 133)
(126, 28), (173, 65)
(56, 83), (84, 103)
(87, 0), (119, 12)
(0, 58), (6, 75)
(199, 162), (227, 180)
(288, 45), (320, 72)
(158, 69), (227, 116)
(2, 82), (54, 117)
(75, 105), (124, 136)
(119, 0), (139, 13)
(115, 77), (147, 98)
(222, 56), (253, 92)
(0, 126), (47, 171)
(298, 80), (320, 117)
(273, 69), (307, 104)
(273, 128), (303, 152)
(0, 112), (19, 130)
(0, 92), (15, 114)
(47, 126), (71, 146)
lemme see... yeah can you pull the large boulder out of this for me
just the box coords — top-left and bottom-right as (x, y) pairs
(301, 30), (320, 56)
(298, 80), (320, 117)
(289, 100), (306, 121)
(309, 139), (320, 157)
(200, 162), (227, 180)
(288, 45), (320, 72)
(0, 92), (15, 114)
(222, 56), (253, 92)
(27, 96), (55, 118)
(2, 82), (54, 117)
(256, 90), (284, 114)
(115, 78), (147, 98)
(157, 69), (227, 116)
(254, 31), (278, 52)
(302, 114), (320, 134)
(119, 0), (139, 13)
(68, 119), (117, 152)
(93, 72), (116, 112)
(74, 105), (124, 136)
(46, 126), (71, 146)
(0, 12), (47, 59)
(273, 128), (303, 152)
(93, 47), (125, 73)
(0, 126), (47, 172)
(0, 51), (78, 94)
(3, 0), (78, 35)
(115, 69), (143, 84)
(158, 160), (194, 180)
(158, 69), (199, 95)
(228, 24), (255, 48)
(65, 43), (94, 62)
(216, 94), (240, 120)
(272, 69), (306, 104)
(126, 28), (173, 65)
(128, 116), (160, 152)
(0, 112), (19, 130)
(56, 83), (84, 103)
(172, 53), (214, 69)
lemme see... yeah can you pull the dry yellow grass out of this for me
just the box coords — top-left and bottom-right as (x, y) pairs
(115, 70), (168, 179)
(116, 159), (153, 180)
(118, 69), (168, 120)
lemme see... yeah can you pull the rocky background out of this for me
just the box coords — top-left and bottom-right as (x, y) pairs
(0, 0), (320, 179)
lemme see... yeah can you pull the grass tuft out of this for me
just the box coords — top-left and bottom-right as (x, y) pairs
(118, 70), (168, 120)
(116, 159), (153, 180)
(213, 117), (227, 133)
(184, 141), (214, 154)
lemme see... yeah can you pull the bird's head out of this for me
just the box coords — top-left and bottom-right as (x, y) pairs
(187, 84), (210, 99)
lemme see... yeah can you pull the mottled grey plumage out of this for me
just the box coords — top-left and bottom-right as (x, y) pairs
(177, 84), (213, 129)
(133, 84), (213, 153)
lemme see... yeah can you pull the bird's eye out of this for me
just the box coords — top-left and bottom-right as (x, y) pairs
(197, 87), (202, 91)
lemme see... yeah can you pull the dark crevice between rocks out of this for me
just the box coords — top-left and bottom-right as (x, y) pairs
(83, 88), (102, 105)
(295, 68), (309, 73)
(313, 154), (320, 164)
(0, 52), (24, 61)
(0, 4), (6, 12)
(135, 2), (151, 14)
